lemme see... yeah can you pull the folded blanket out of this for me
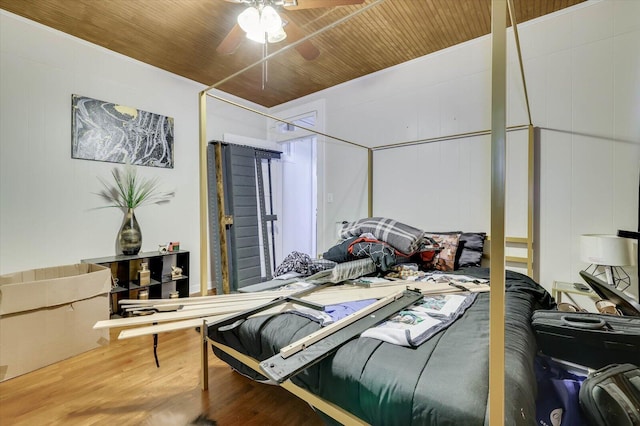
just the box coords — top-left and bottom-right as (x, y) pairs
(348, 235), (397, 271)
(323, 233), (399, 271)
(274, 251), (336, 277)
(306, 258), (377, 284)
(322, 237), (358, 263)
(340, 217), (426, 255)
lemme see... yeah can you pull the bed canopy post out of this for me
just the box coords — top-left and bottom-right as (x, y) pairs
(528, 124), (535, 278)
(489, 0), (507, 424)
(507, 0), (536, 280)
(368, 149), (373, 217)
(199, 90), (209, 296)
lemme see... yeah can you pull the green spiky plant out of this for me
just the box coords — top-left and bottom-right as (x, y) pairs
(97, 163), (173, 209)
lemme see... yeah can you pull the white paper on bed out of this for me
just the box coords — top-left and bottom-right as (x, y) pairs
(412, 294), (469, 316)
(361, 293), (476, 347)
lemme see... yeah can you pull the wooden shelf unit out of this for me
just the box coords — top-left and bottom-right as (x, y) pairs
(82, 250), (190, 316)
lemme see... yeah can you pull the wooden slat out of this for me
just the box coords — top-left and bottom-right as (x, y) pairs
(118, 315), (229, 339)
(279, 289), (405, 358)
(93, 303), (260, 329)
(119, 288), (295, 305)
(101, 280), (490, 336)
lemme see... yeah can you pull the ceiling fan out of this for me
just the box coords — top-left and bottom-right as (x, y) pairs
(216, 0), (365, 61)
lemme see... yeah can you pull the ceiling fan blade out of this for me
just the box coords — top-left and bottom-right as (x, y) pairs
(295, 40), (320, 61)
(216, 23), (245, 55)
(280, 13), (320, 60)
(285, 0), (364, 10)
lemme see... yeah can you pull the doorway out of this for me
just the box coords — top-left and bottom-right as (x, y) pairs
(279, 135), (317, 259)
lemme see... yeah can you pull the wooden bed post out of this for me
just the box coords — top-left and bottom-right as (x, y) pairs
(214, 143), (232, 294)
(489, 0), (507, 424)
(199, 90), (209, 296)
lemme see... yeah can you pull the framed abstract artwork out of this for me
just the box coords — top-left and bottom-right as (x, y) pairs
(71, 94), (174, 168)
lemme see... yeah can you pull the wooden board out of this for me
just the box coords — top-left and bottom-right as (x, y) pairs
(279, 290), (405, 358)
(93, 303), (263, 329)
(98, 279), (489, 339)
(118, 315), (229, 339)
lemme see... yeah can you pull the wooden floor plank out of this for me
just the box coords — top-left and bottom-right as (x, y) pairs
(0, 327), (323, 426)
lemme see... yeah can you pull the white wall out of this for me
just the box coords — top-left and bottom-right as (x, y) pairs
(526, 1), (640, 296)
(2, 1), (638, 298)
(0, 11), (268, 293)
(272, 0), (640, 297)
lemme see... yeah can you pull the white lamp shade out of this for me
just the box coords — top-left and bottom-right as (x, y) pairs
(580, 234), (636, 266)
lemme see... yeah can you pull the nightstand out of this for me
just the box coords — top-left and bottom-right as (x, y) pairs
(552, 280), (600, 308)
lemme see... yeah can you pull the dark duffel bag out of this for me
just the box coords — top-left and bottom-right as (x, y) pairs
(579, 363), (640, 425)
(532, 310), (640, 369)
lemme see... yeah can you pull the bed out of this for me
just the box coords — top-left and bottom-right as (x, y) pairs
(197, 7), (538, 420)
(205, 265), (554, 425)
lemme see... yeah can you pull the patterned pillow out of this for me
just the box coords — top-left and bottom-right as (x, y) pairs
(424, 232), (462, 271)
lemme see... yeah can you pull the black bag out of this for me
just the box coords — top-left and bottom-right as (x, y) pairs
(579, 363), (640, 425)
(532, 310), (640, 369)
(535, 355), (587, 426)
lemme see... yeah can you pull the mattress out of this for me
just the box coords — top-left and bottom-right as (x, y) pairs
(208, 268), (554, 425)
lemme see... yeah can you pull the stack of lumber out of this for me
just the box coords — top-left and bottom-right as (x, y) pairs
(93, 279), (490, 340)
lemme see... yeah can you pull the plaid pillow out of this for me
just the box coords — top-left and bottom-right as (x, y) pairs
(340, 217), (425, 255)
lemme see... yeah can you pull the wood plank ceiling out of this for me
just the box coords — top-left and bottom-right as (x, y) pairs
(0, 0), (585, 107)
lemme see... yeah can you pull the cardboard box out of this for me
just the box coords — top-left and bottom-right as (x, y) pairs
(0, 263), (111, 381)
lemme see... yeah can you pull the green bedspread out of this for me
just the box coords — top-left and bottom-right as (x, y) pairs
(210, 268), (554, 425)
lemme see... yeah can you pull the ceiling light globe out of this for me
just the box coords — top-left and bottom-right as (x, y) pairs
(237, 6), (260, 33)
(260, 5), (283, 33)
(267, 27), (287, 43)
(246, 30), (266, 44)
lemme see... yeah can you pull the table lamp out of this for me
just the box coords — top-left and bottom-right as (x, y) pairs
(580, 234), (636, 291)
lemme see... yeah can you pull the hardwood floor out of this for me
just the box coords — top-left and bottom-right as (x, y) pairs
(0, 327), (324, 425)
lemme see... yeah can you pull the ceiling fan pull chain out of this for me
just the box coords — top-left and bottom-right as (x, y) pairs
(262, 42), (268, 90)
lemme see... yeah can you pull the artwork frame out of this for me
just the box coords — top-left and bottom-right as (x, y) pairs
(71, 94), (174, 168)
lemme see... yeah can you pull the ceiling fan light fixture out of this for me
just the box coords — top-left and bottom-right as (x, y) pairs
(267, 26), (287, 43)
(237, 6), (260, 33)
(260, 5), (282, 33)
(236, 2), (287, 45)
(246, 30), (267, 44)
(272, 0), (297, 6)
